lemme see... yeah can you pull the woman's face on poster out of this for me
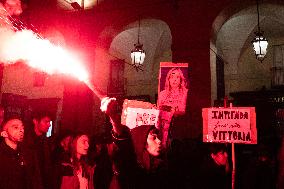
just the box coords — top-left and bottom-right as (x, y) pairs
(169, 70), (181, 89)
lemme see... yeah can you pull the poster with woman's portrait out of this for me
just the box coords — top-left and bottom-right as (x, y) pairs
(157, 62), (188, 148)
(158, 62), (189, 114)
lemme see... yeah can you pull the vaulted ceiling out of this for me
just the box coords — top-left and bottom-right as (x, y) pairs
(22, 0), (284, 96)
(216, 3), (284, 65)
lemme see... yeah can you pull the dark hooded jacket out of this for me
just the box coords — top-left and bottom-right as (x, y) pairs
(199, 154), (231, 189)
(110, 125), (169, 189)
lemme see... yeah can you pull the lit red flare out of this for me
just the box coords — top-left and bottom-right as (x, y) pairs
(0, 11), (106, 99)
(0, 29), (88, 82)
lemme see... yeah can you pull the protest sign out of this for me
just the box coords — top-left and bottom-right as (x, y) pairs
(121, 99), (158, 129)
(125, 107), (159, 129)
(202, 107), (257, 144)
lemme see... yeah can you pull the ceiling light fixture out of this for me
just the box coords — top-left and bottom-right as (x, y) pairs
(251, 0), (268, 62)
(131, 17), (145, 71)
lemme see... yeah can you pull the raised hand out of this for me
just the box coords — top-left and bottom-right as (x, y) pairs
(100, 97), (118, 116)
(100, 97), (123, 135)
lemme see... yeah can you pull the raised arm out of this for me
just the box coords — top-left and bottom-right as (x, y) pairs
(100, 97), (124, 136)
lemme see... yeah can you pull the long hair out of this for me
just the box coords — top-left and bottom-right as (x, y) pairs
(69, 133), (92, 179)
(164, 68), (187, 93)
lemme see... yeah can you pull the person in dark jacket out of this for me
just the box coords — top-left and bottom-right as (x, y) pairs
(23, 111), (54, 189)
(0, 116), (29, 189)
(199, 143), (231, 189)
(52, 130), (74, 189)
(242, 144), (277, 189)
(52, 130), (73, 165)
(101, 97), (169, 189)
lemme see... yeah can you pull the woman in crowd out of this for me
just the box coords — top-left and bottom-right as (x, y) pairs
(55, 133), (95, 189)
(101, 97), (170, 189)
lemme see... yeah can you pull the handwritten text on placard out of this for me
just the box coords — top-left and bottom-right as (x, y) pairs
(125, 107), (160, 129)
(203, 107), (257, 144)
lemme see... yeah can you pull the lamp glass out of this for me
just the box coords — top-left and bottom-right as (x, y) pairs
(131, 44), (145, 66)
(252, 34), (268, 61)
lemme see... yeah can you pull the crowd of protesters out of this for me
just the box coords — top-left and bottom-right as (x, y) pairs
(0, 98), (283, 189)
(0, 1), (283, 188)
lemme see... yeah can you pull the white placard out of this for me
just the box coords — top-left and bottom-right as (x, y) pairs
(125, 107), (160, 129)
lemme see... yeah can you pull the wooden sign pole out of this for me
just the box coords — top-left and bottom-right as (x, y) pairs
(232, 142), (235, 189)
(224, 97), (235, 189)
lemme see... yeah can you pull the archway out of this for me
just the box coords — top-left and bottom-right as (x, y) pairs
(211, 1), (284, 100)
(109, 19), (172, 103)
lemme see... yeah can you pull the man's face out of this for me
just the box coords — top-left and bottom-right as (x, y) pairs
(76, 135), (89, 156)
(34, 116), (51, 134)
(2, 118), (24, 142)
(4, 0), (22, 16)
(146, 132), (162, 157)
(212, 151), (228, 166)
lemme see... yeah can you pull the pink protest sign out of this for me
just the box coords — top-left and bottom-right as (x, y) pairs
(202, 107), (257, 144)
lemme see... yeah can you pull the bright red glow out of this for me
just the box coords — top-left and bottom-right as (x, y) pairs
(0, 29), (89, 82)
(0, 12), (106, 98)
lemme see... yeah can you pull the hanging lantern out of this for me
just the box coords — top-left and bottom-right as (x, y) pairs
(251, 0), (268, 62)
(252, 32), (268, 62)
(130, 18), (145, 71)
(131, 43), (145, 66)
